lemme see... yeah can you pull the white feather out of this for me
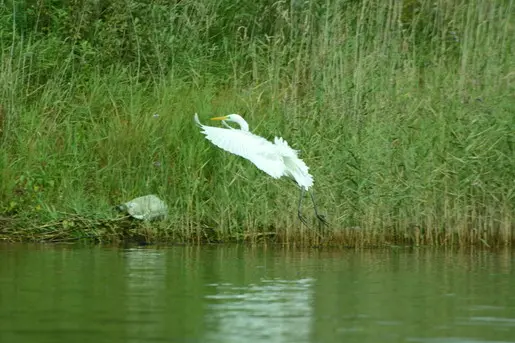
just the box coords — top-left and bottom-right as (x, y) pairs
(194, 113), (313, 190)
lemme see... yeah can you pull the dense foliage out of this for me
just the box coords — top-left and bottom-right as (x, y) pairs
(0, 0), (513, 246)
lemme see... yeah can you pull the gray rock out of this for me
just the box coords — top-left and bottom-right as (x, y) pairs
(117, 195), (168, 221)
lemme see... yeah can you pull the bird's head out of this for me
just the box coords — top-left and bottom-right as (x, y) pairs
(211, 114), (243, 123)
(211, 114), (249, 131)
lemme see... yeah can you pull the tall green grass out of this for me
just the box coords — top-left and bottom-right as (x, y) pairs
(0, 0), (513, 246)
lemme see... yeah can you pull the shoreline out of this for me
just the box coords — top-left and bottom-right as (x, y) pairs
(1, 215), (511, 248)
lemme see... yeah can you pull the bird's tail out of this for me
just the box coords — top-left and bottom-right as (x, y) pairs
(288, 160), (314, 190)
(274, 137), (313, 190)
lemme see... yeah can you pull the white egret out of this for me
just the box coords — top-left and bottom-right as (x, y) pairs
(194, 113), (326, 226)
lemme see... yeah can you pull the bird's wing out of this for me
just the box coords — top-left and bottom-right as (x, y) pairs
(195, 115), (286, 178)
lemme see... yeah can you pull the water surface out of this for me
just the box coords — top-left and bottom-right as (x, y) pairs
(0, 244), (513, 343)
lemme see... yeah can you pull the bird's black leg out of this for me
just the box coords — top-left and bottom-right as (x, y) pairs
(309, 191), (328, 227)
(297, 188), (309, 227)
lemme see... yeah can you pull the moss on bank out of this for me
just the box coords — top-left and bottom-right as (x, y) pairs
(0, 215), (509, 248)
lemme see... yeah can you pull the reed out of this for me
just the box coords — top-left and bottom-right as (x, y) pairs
(0, 0), (513, 247)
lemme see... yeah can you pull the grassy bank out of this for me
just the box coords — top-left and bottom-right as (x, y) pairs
(0, 0), (513, 247)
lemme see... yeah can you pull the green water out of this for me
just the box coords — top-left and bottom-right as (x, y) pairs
(0, 245), (514, 343)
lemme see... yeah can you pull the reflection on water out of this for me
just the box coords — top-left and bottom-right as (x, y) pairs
(125, 248), (167, 342)
(205, 278), (314, 343)
(0, 245), (514, 343)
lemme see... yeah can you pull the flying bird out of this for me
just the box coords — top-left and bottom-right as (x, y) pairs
(194, 113), (326, 227)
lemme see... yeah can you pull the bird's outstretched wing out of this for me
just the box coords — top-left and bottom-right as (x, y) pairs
(195, 114), (286, 178)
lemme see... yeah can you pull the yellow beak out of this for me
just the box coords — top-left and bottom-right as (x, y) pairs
(211, 116), (229, 121)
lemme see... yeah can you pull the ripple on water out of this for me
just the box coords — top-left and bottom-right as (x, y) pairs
(204, 278), (315, 343)
(408, 338), (515, 343)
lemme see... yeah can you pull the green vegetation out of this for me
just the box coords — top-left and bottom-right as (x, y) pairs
(0, 0), (513, 247)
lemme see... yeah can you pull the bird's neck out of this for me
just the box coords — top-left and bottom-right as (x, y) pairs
(232, 117), (249, 131)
